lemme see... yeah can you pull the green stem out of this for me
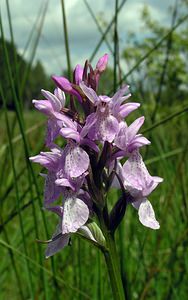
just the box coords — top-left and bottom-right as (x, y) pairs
(98, 210), (126, 300)
(103, 233), (126, 300)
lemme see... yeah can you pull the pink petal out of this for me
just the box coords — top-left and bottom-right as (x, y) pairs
(114, 122), (128, 150)
(122, 151), (163, 198)
(80, 82), (98, 104)
(30, 148), (61, 171)
(136, 198), (160, 229)
(46, 206), (63, 216)
(74, 64), (83, 84)
(81, 138), (100, 152)
(52, 76), (82, 102)
(32, 100), (53, 116)
(45, 223), (69, 258)
(62, 198), (89, 234)
(112, 84), (129, 103)
(128, 135), (151, 152)
(54, 87), (66, 107)
(41, 89), (62, 111)
(45, 119), (61, 146)
(80, 113), (97, 138)
(60, 127), (80, 142)
(55, 178), (76, 191)
(127, 117), (145, 141)
(119, 102), (140, 118)
(88, 113), (119, 143)
(96, 53), (108, 72)
(63, 143), (89, 178)
(52, 76), (72, 92)
(44, 172), (61, 204)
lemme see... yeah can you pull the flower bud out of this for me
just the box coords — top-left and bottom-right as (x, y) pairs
(96, 53), (108, 73)
(74, 64), (84, 85)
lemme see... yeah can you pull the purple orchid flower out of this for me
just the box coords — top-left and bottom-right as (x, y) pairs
(80, 82), (140, 142)
(30, 147), (63, 204)
(114, 117), (151, 155)
(30, 147), (90, 242)
(59, 117), (99, 153)
(46, 190), (90, 235)
(120, 150), (163, 229)
(30, 53), (163, 262)
(32, 88), (72, 146)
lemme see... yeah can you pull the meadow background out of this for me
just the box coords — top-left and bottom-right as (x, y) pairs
(0, 0), (188, 299)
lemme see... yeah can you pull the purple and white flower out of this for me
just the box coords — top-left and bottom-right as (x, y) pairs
(120, 150), (163, 229)
(30, 53), (163, 257)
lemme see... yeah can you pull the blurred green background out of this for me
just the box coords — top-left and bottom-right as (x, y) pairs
(0, 0), (188, 299)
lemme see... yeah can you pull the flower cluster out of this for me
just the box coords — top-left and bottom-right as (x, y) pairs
(30, 54), (163, 257)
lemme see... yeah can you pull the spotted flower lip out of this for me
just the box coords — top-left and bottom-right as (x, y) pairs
(46, 191), (90, 235)
(61, 141), (90, 178)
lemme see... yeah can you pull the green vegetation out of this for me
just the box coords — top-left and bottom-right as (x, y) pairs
(0, 1), (188, 299)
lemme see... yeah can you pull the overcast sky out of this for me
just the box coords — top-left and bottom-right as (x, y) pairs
(1, 0), (175, 75)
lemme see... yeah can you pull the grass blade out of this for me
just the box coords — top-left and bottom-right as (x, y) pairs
(61, 0), (71, 80)
(89, 0), (127, 62)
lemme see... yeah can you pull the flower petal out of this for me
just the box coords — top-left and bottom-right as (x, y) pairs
(60, 127), (80, 142)
(44, 172), (62, 205)
(80, 82), (98, 104)
(81, 138), (100, 153)
(41, 89), (62, 111)
(112, 84), (129, 103)
(52, 76), (72, 92)
(122, 150), (163, 198)
(119, 102), (140, 118)
(136, 198), (160, 229)
(96, 53), (108, 72)
(45, 223), (69, 258)
(30, 148), (61, 171)
(45, 119), (61, 146)
(127, 117), (145, 141)
(55, 178), (76, 191)
(88, 113), (119, 143)
(128, 135), (151, 152)
(63, 143), (89, 178)
(62, 197), (89, 234)
(74, 64), (83, 84)
(52, 75), (82, 102)
(54, 87), (66, 107)
(32, 100), (53, 116)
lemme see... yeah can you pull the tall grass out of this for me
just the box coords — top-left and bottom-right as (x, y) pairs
(0, 1), (188, 299)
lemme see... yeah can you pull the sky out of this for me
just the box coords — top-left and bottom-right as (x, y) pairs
(1, 0), (175, 75)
